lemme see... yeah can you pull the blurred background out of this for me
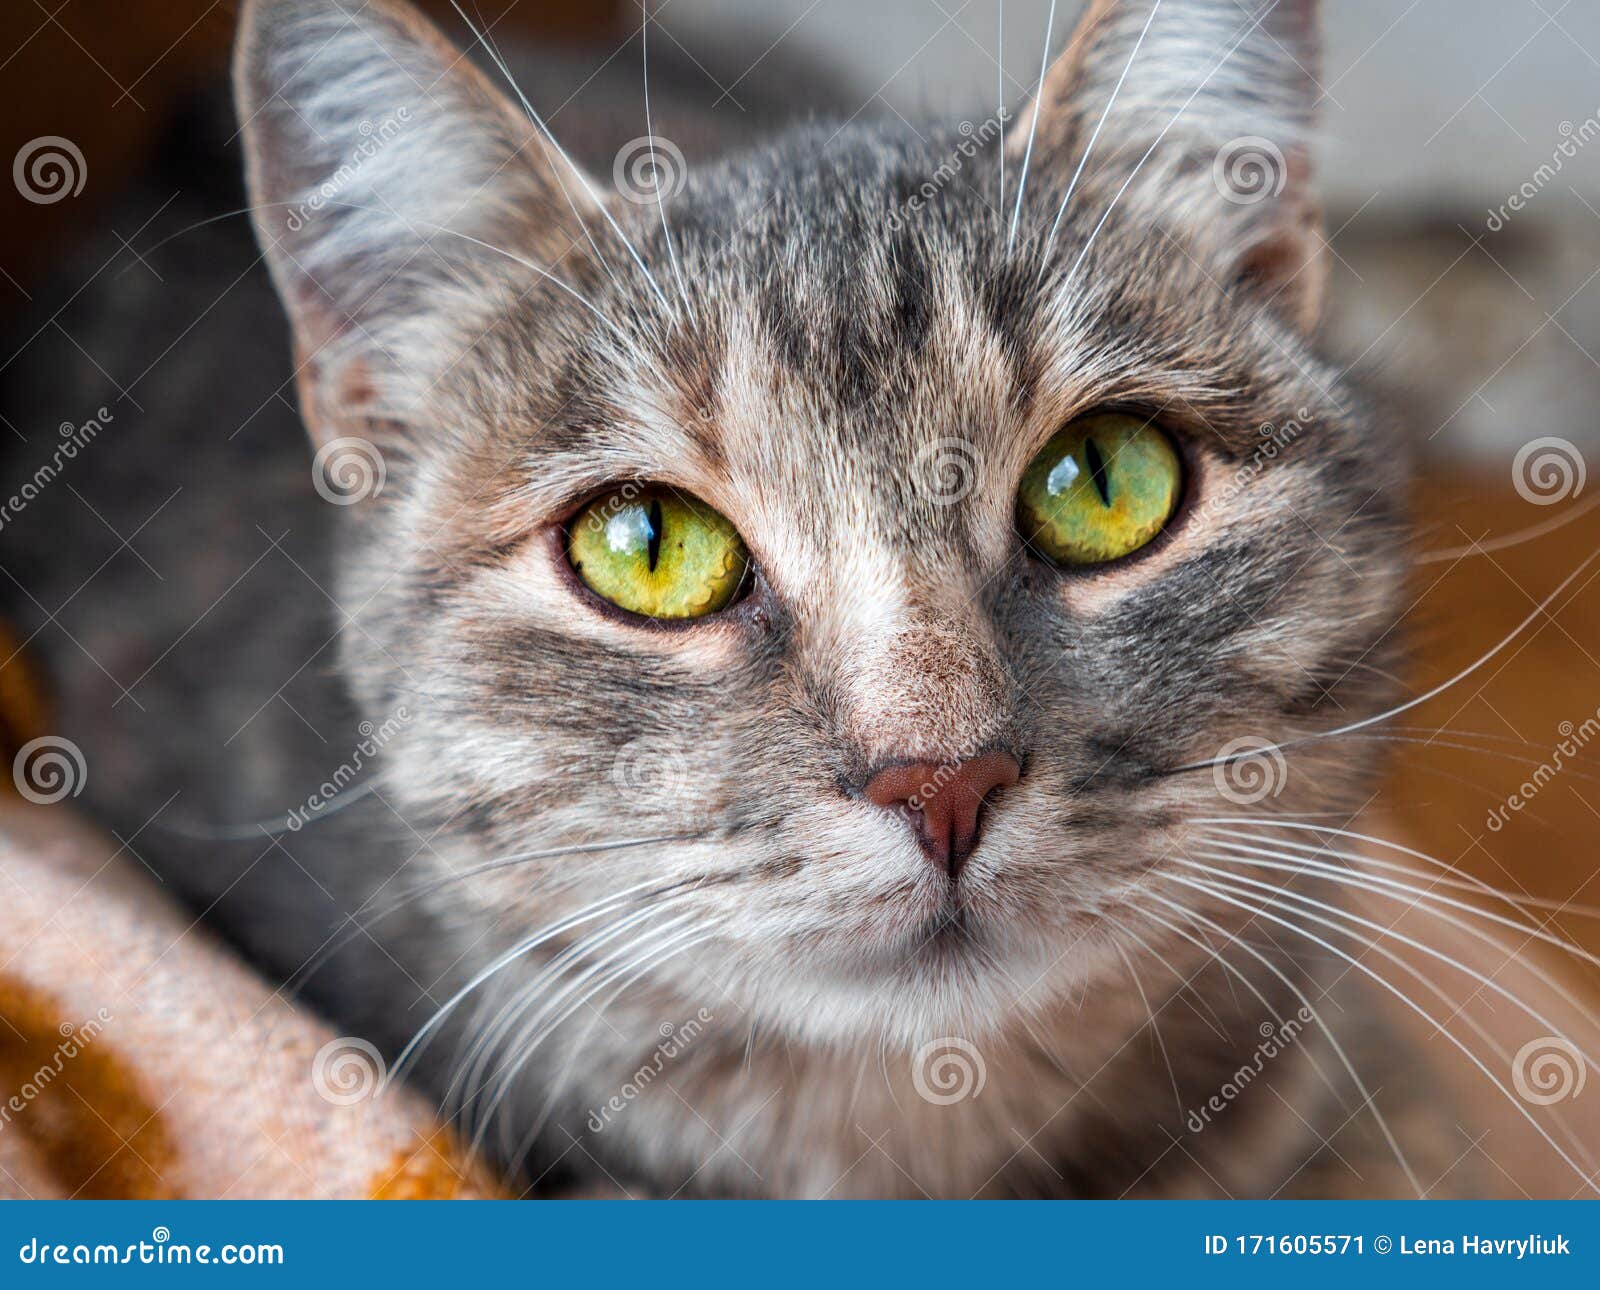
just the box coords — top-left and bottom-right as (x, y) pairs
(1, 0), (1598, 970)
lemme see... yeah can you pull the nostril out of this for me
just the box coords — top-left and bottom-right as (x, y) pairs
(863, 750), (1021, 880)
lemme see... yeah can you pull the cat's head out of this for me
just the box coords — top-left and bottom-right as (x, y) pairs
(237, 0), (1407, 1047)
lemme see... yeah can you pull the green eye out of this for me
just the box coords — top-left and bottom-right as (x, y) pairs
(567, 486), (749, 619)
(1016, 414), (1182, 566)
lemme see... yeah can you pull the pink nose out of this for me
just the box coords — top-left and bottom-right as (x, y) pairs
(863, 750), (1021, 880)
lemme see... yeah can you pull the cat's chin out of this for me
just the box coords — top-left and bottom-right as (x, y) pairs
(731, 922), (1112, 1052)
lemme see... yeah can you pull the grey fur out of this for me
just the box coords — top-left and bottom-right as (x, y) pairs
(2, 0), (1478, 1196)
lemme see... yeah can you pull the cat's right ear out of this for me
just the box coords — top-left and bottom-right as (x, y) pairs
(234, 0), (606, 443)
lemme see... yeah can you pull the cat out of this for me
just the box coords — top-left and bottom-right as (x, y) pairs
(3, 0), (1594, 1197)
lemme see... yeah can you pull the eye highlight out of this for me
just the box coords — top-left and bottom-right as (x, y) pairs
(567, 486), (749, 620)
(1016, 413), (1182, 566)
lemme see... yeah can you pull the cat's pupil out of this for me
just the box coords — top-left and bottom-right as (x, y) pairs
(1084, 436), (1112, 508)
(646, 497), (664, 573)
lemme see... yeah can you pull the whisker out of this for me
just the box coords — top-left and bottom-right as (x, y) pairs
(1168, 548), (1600, 777)
(1183, 852), (1600, 1032)
(1006, 0), (1058, 252)
(639, 0), (695, 323)
(445, 2), (646, 314)
(392, 876), (699, 1087)
(470, 917), (718, 1160)
(446, 0), (676, 319)
(1064, 4), (1277, 291)
(1100, 908), (1230, 1035)
(501, 921), (724, 1167)
(1163, 870), (1600, 1194)
(442, 901), (696, 1114)
(284, 834), (699, 1002)
(1112, 939), (1185, 1115)
(1194, 818), (1600, 919)
(1036, 0), (1164, 271)
(1416, 491), (1600, 564)
(1196, 831), (1600, 950)
(1182, 853), (1600, 1175)
(1137, 894), (1398, 1169)
(157, 780), (377, 841)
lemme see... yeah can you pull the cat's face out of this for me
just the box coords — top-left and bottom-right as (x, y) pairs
(239, 0), (1407, 1048)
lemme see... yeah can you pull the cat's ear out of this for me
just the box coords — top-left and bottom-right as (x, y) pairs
(234, 0), (606, 442)
(1010, 0), (1326, 333)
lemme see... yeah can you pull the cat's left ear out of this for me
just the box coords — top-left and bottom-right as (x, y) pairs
(1010, 0), (1326, 333)
(234, 0), (611, 444)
